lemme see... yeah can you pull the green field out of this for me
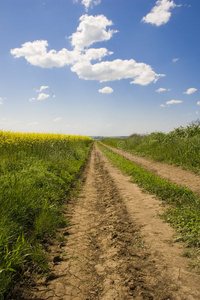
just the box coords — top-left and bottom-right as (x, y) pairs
(0, 131), (93, 299)
(101, 122), (200, 174)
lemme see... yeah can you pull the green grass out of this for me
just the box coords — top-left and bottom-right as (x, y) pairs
(0, 132), (93, 299)
(98, 142), (200, 249)
(101, 122), (200, 174)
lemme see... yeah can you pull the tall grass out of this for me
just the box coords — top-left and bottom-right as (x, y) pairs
(101, 121), (200, 174)
(0, 131), (93, 299)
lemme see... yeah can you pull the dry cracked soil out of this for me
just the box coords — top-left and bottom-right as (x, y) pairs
(11, 143), (200, 300)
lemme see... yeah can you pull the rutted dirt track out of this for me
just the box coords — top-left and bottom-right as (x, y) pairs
(100, 142), (200, 196)
(21, 143), (200, 299)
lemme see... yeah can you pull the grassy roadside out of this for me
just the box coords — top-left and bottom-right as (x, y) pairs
(0, 131), (93, 299)
(98, 142), (200, 255)
(101, 122), (200, 174)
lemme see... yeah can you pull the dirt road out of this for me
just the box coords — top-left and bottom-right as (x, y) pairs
(21, 143), (200, 300)
(100, 142), (200, 196)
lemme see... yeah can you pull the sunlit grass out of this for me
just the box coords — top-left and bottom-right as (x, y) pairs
(101, 122), (200, 174)
(0, 131), (93, 299)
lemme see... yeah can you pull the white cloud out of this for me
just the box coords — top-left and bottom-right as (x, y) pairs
(37, 85), (49, 92)
(29, 93), (50, 102)
(82, 0), (101, 11)
(99, 86), (113, 94)
(172, 57), (179, 63)
(156, 87), (170, 93)
(30, 85), (54, 102)
(142, 0), (180, 26)
(184, 88), (197, 95)
(11, 40), (80, 68)
(70, 14), (118, 50)
(197, 101), (200, 106)
(53, 117), (61, 122)
(10, 40), (111, 69)
(160, 104), (166, 107)
(71, 59), (165, 85)
(37, 93), (50, 100)
(166, 99), (183, 105)
(11, 14), (164, 87)
(82, 48), (113, 62)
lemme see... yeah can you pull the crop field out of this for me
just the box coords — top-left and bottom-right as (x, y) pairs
(0, 131), (92, 299)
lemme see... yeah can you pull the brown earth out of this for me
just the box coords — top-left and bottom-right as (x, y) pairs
(11, 143), (200, 300)
(100, 142), (200, 196)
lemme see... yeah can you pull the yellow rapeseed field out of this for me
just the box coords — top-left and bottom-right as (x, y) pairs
(0, 130), (92, 147)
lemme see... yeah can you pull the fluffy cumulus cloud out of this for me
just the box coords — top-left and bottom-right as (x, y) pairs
(37, 93), (50, 100)
(142, 0), (180, 26)
(11, 14), (165, 86)
(99, 86), (113, 94)
(10, 16), (115, 68)
(156, 87), (169, 93)
(166, 99), (182, 105)
(81, 47), (113, 62)
(29, 85), (55, 102)
(197, 101), (200, 106)
(82, 0), (101, 11)
(30, 93), (50, 102)
(184, 88), (197, 95)
(71, 59), (164, 85)
(10, 40), (80, 68)
(70, 14), (117, 50)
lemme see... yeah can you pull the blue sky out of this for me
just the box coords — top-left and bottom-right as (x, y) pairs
(0, 0), (200, 136)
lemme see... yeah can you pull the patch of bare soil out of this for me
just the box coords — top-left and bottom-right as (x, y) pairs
(100, 142), (200, 196)
(12, 143), (200, 300)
